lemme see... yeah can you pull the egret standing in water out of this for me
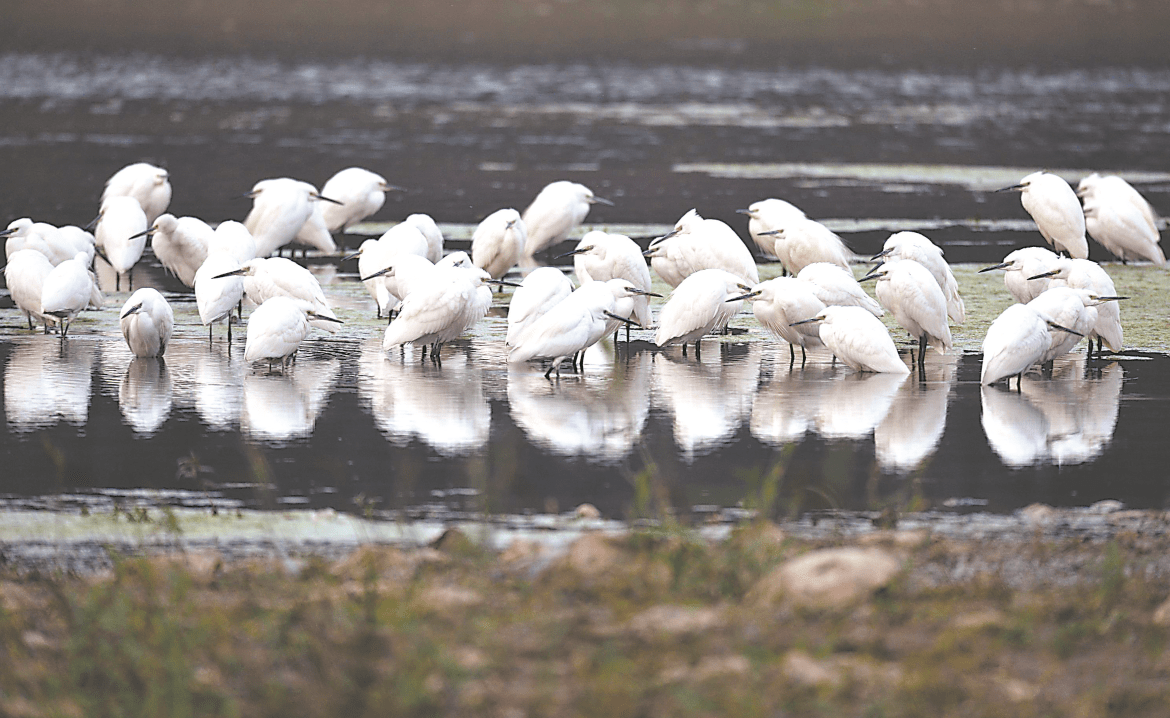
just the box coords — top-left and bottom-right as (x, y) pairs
(216, 257), (341, 332)
(729, 276), (826, 365)
(791, 306), (909, 374)
(998, 171), (1088, 259)
(1027, 257), (1123, 356)
(505, 267), (575, 347)
(244, 178), (343, 257)
(95, 196), (148, 291)
(864, 259), (952, 370)
(194, 250), (245, 344)
(3, 218), (92, 265)
(147, 213), (214, 287)
(754, 216), (852, 276)
(521, 181), (613, 256)
(645, 209), (759, 288)
(40, 252), (97, 337)
(654, 268), (747, 357)
(1077, 174), (1164, 265)
(101, 162), (171, 226)
(319, 167), (402, 233)
(796, 263), (883, 316)
(119, 288), (174, 358)
(978, 246), (1062, 304)
(471, 208), (526, 286)
(4, 249), (55, 331)
(382, 265), (502, 363)
(560, 230), (655, 333)
(873, 231), (965, 323)
(981, 303), (1083, 388)
(244, 296), (342, 373)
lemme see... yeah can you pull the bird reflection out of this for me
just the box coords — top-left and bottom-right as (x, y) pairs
(118, 357), (173, 435)
(875, 356), (956, 472)
(652, 344), (761, 460)
(508, 349), (651, 460)
(815, 371), (907, 439)
(750, 352), (835, 445)
(241, 357), (339, 443)
(358, 338), (489, 455)
(4, 339), (94, 430)
(167, 344), (247, 432)
(981, 354), (1122, 467)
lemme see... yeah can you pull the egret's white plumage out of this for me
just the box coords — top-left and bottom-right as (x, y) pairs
(506, 266), (575, 346)
(978, 246), (1062, 304)
(757, 216), (852, 275)
(149, 213), (213, 287)
(96, 195), (148, 286)
(350, 224), (433, 315)
(292, 198), (337, 254)
(319, 167), (394, 232)
(733, 277), (826, 360)
(802, 306), (909, 375)
(796, 262), (883, 316)
(472, 208), (526, 280)
(40, 252), (96, 336)
(868, 259), (953, 364)
(1077, 173), (1160, 236)
(507, 281), (619, 374)
(980, 303), (1055, 386)
(402, 214), (444, 263)
(245, 178), (337, 257)
(1001, 171), (1088, 259)
(101, 162), (171, 226)
(737, 198), (806, 260)
(521, 181), (612, 256)
(1081, 193), (1164, 265)
(645, 209), (759, 288)
(2, 218), (91, 265)
(654, 268), (746, 350)
(119, 288), (174, 358)
(1030, 257), (1123, 352)
(566, 230), (654, 328)
(227, 257), (340, 333)
(194, 251), (245, 342)
(382, 265), (494, 356)
(244, 296), (326, 371)
(877, 231), (965, 323)
(210, 220), (257, 264)
(1027, 287), (1099, 364)
(4, 249), (55, 330)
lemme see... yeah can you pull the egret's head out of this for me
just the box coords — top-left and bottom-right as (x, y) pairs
(120, 301), (144, 320)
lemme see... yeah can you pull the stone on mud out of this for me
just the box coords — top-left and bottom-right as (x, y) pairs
(750, 546), (901, 608)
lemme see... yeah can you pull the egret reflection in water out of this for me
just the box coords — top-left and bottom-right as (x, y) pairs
(981, 354), (1122, 468)
(508, 348), (651, 460)
(117, 358), (173, 435)
(652, 343), (761, 461)
(875, 355), (956, 473)
(241, 357), (339, 443)
(358, 338), (490, 455)
(4, 338), (95, 431)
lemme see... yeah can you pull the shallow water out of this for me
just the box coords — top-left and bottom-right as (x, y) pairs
(2, 52), (1169, 520)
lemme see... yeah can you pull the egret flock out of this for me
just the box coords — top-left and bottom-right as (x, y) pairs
(0, 162), (1163, 391)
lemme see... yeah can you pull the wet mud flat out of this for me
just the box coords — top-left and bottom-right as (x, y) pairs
(2, 511), (1169, 716)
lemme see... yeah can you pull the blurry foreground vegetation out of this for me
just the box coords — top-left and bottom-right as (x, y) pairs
(2, 518), (1170, 717)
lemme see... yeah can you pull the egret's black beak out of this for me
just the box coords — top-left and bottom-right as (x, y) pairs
(212, 268), (247, 279)
(313, 193), (344, 206)
(486, 278), (522, 288)
(310, 313), (344, 324)
(979, 262), (1011, 273)
(790, 316), (824, 326)
(555, 247), (589, 260)
(728, 289), (761, 302)
(129, 227), (154, 240)
(360, 266), (393, 282)
(758, 229), (781, 237)
(870, 248), (893, 261)
(1047, 321), (1083, 337)
(995, 183), (1026, 193)
(1027, 269), (1060, 281)
(591, 196), (615, 207)
(0, 227), (17, 238)
(603, 311), (639, 327)
(120, 302), (143, 319)
(735, 208), (754, 216)
(628, 287), (662, 298)
(341, 250), (363, 262)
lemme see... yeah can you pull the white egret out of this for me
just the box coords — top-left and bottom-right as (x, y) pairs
(4, 249), (55, 331)
(358, 253), (438, 318)
(981, 303), (1083, 388)
(347, 225), (433, 316)
(244, 178), (342, 257)
(997, 171), (1088, 259)
(736, 198), (806, 262)
(1081, 192), (1164, 265)
(101, 162), (171, 226)
(1027, 257), (1124, 355)
(873, 231), (964, 323)
(791, 306), (909, 375)
(244, 296), (342, 373)
(291, 199), (337, 255)
(382, 265), (501, 363)
(402, 213), (444, 263)
(1026, 287), (1123, 366)
(599, 278), (660, 341)
(119, 288), (174, 358)
(216, 257), (340, 332)
(210, 220), (258, 264)
(1078, 173), (1160, 233)
(645, 209), (759, 288)
(521, 181), (613, 256)
(654, 268), (746, 356)
(471, 208), (526, 284)
(507, 280), (635, 377)
(40, 252), (96, 336)
(755, 216), (851, 275)
(561, 230), (654, 329)
(506, 266), (575, 346)
(729, 276), (826, 365)
(437, 251), (472, 268)
(977, 246), (1062, 304)
(3, 219), (95, 267)
(864, 259), (952, 369)
(319, 167), (402, 232)
(796, 262), (883, 316)
(58, 226), (98, 267)
(194, 251), (245, 344)
(95, 195), (148, 291)
(148, 213), (213, 287)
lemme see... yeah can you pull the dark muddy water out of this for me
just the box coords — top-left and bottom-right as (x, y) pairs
(2, 53), (1169, 520)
